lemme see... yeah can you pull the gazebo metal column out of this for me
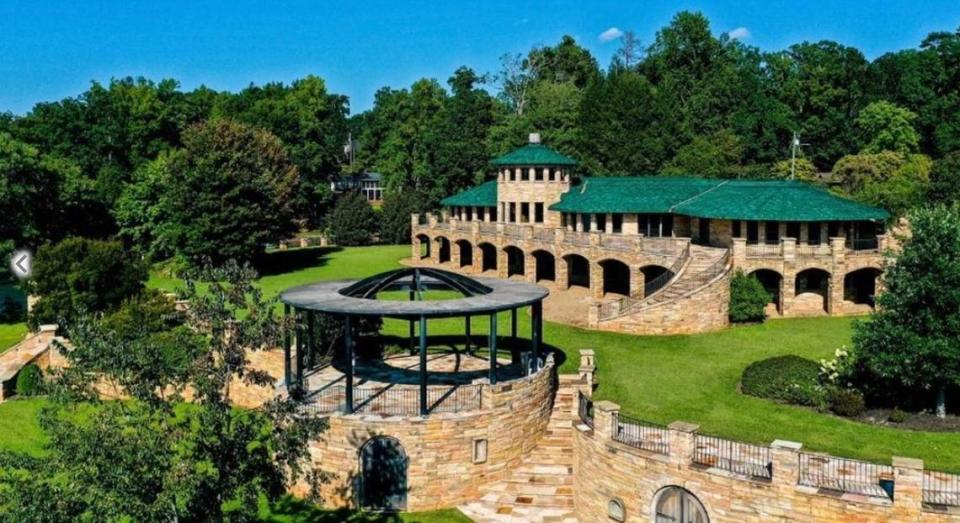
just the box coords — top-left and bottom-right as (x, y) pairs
(343, 316), (354, 414)
(295, 310), (305, 389)
(465, 315), (472, 354)
(488, 313), (498, 384)
(531, 300), (543, 367)
(419, 315), (428, 416)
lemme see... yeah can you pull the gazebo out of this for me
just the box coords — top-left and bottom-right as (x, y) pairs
(278, 267), (549, 416)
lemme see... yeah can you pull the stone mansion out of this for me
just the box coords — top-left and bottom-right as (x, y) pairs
(411, 135), (891, 334)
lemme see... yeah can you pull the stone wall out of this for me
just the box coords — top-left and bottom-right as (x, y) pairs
(302, 356), (557, 511)
(573, 401), (960, 523)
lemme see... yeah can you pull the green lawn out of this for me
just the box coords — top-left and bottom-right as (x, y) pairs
(0, 322), (28, 353)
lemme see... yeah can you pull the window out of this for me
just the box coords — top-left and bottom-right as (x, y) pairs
(521, 202), (530, 223)
(472, 439), (488, 464)
(612, 214), (623, 234)
(654, 487), (708, 523)
(466, 207), (473, 221)
(534, 203), (544, 223)
(570, 213), (578, 230)
(607, 498), (625, 522)
(732, 220), (741, 238)
(595, 213), (606, 232)
(521, 168), (529, 181)
(746, 221), (759, 245)
(509, 202), (516, 223)
(786, 222), (800, 239)
(535, 168), (544, 181)
(828, 222), (839, 238)
(808, 222), (821, 245)
(765, 221), (780, 244)
(489, 206), (497, 222)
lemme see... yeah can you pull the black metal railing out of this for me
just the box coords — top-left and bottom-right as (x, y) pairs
(846, 236), (880, 251)
(923, 470), (960, 506)
(298, 383), (483, 417)
(611, 412), (670, 455)
(577, 391), (594, 428)
(798, 453), (894, 499)
(693, 434), (772, 479)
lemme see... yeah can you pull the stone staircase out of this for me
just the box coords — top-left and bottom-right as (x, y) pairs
(459, 382), (578, 522)
(633, 244), (730, 310)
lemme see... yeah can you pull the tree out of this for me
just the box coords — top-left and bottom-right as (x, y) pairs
(614, 30), (643, 69)
(118, 119), (300, 267)
(528, 36), (600, 89)
(729, 270), (771, 323)
(380, 190), (429, 245)
(929, 151), (960, 204)
(856, 100), (920, 153)
(662, 130), (745, 178)
(771, 158), (818, 181)
(833, 151), (931, 215)
(852, 204), (960, 417)
(28, 237), (148, 331)
(326, 192), (378, 247)
(0, 264), (324, 520)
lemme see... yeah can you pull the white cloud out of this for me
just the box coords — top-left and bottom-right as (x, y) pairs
(598, 27), (624, 43)
(728, 27), (750, 40)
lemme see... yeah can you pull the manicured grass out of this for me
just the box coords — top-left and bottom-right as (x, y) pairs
(0, 398), (48, 456)
(0, 322), (28, 353)
(262, 496), (471, 522)
(134, 244), (960, 471)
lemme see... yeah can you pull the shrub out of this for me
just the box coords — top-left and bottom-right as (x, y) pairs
(888, 408), (907, 423)
(827, 387), (866, 417)
(379, 190), (429, 245)
(741, 355), (822, 406)
(326, 192), (378, 246)
(0, 296), (24, 322)
(729, 270), (772, 323)
(15, 364), (42, 396)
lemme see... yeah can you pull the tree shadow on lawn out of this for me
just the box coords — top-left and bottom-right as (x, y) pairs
(264, 496), (404, 522)
(257, 247), (343, 277)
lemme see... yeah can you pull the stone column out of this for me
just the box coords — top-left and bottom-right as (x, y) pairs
(590, 262), (604, 299)
(411, 235), (420, 261)
(770, 440), (803, 489)
(799, 223), (809, 243)
(782, 237), (796, 263)
(430, 238), (441, 264)
(623, 213), (639, 235)
(594, 401), (620, 439)
(497, 248), (508, 279)
(630, 267), (645, 299)
(605, 213), (614, 234)
(524, 252), (536, 283)
(451, 241), (462, 269)
(667, 421), (699, 468)
(588, 303), (600, 327)
(556, 256), (569, 289)
(428, 212), (438, 227)
(732, 237), (747, 267)
(579, 349), (596, 391)
(892, 457), (923, 519)
(781, 270), (795, 316)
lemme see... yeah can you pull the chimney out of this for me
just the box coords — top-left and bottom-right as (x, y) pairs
(528, 133), (541, 144)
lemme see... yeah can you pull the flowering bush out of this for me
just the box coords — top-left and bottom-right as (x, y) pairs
(819, 346), (857, 388)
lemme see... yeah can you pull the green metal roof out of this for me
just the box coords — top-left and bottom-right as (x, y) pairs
(491, 143), (577, 166)
(549, 177), (889, 222)
(440, 180), (497, 207)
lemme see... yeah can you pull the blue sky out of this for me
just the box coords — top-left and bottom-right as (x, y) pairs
(1, 1), (958, 116)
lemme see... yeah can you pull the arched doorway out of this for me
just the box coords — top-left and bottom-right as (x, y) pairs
(478, 243), (497, 272)
(796, 268), (830, 313)
(750, 269), (783, 314)
(600, 259), (630, 296)
(532, 250), (556, 282)
(564, 254), (590, 288)
(505, 246), (524, 278)
(455, 240), (473, 268)
(360, 436), (408, 511)
(844, 267), (882, 307)
(416, 234), (430, 259)
(640, 265), (672, 296)
(436, 237), (451, 264)
(654, 486), (709, 523)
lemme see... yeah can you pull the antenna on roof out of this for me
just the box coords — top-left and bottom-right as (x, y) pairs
(790, 131), (810, 180)
(528, 133), (541, 144)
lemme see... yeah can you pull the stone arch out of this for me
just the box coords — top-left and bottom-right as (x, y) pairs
(796, 268), (831, 313)
(503, 245), (525, 278)
(359, 436), (408, 511)
(532, 250), (556, 282)
(434, 237), (451, 264)
(478, 242), (497, 273)
(415, 234), (431, 259)
(844, 267), (882, 307)
(652, 485), (709, 523)
(563, 253), (590, 289)
(749, 268), (783, 314)
(640, 264), (673, 296)
(454, 239), (473, 269)
(599, 258), (630, 297)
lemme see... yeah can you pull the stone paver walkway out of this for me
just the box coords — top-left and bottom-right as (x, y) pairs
(459, 378), (580, 523)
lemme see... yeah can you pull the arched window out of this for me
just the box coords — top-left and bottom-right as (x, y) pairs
(654, 486), (708, 523)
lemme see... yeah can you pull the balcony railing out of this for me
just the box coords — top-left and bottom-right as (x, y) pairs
(577, 391), (594, 429)
(798, 452), (894, 499)
(745, 243), (782, 257)
(796, 243), (831, 256)
(923, 469), (960, 506)
(612, 412), (670, 455)
(298, 383), (484, 417)
(847, 236), (880, 252)
(693, 433), (772, 479)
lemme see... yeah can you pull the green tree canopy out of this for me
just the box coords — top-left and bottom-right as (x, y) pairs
(856, 100), (921, 153)
(833, 151), (931, 214)
(326, 192), (378, 247)
(118, 119), (300, 267)
(852, 204), (960, 416)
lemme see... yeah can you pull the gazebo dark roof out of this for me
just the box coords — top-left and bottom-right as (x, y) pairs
(279, 268), (549, 319)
